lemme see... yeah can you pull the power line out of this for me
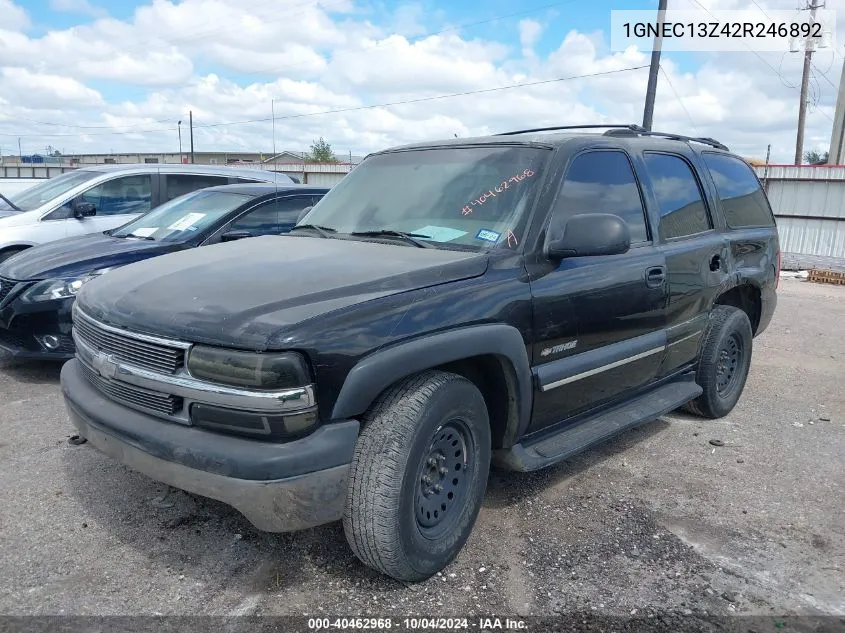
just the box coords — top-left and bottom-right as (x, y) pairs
(4, 115), (177, 130)
(193, 65), (650, 130)
(659, 65), (698, 133)
(0, 65), (649, 138)
(686, 0), (833, 122)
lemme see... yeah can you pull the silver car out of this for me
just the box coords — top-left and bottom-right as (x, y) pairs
(0, 164), (293, 261)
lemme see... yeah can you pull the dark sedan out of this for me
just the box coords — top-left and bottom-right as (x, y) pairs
(0, 183), (329, 360)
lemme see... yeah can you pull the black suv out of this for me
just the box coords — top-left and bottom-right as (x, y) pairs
(60, 125), (779, 582)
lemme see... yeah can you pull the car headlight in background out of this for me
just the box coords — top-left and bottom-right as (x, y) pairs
(186, 346), (311, 390)
(21, 268), (113, 303)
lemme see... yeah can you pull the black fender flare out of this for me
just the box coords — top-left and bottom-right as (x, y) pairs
(330, 324), (532, 437)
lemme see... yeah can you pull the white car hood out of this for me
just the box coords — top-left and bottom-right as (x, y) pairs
(0, 209), (41, 227)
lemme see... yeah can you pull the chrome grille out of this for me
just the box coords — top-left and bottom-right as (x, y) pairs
(72, 309), (186, 374)
(80, 361), (183, 416)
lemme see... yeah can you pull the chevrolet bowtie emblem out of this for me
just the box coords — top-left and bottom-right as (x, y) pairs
(92, 351), (118, 379)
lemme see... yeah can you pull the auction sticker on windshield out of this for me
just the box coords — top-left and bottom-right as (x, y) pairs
(412, 225), (468, 242)
(129, 227), (157, 237)
(168, 212), (206, 231)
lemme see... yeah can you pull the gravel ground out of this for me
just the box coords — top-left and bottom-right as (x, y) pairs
(0, 279), (843, 619)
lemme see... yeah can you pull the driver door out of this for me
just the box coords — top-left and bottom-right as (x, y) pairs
(527, 149), (668, 433)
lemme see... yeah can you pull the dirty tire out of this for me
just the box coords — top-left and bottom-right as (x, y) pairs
(343, 370), (491, 582)
(685, 305), (753, 419)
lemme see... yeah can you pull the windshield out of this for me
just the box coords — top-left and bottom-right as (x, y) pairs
(111, 190), (252, 242)
(3, 170), (101, 212)
(301, 146), (549, 250)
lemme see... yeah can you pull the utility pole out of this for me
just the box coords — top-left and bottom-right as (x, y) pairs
(827, 54), (845, 164)
(794, 0), (822, 164)
(189, 110), (195, 164)
(642, 0), (668, 131)
(18, 137), (22, 162)
(271, 99), (277, 175)
(177, 120), (183, 163)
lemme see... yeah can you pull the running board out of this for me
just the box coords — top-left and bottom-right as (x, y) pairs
(493, 379), (702, 472)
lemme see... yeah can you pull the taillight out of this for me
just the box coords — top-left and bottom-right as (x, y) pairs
(775, 250), (781, 289)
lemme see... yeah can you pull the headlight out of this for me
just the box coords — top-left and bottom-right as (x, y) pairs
(21, 268), (112, 303)
(187, 346), (311, 390)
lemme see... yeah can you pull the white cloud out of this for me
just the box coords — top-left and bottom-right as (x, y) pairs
(0, 0), (28, 30)
(49, 0), (107, 18)
(518, 18), (543, 56)
(0, 0), (839, 163)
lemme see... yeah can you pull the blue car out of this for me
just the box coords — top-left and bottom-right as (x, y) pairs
(0, 183), (329, 360)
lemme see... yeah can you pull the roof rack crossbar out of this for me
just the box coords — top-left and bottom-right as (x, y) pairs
(495, 124), (645, 136)
(604, 128), (729, 151)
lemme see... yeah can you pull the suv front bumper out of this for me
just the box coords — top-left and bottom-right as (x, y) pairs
(61, 359), (359, 532)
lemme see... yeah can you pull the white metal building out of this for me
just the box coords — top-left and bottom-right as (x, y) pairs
(755, 165), (845, 258)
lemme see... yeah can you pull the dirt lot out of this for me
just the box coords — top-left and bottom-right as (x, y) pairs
(0, 279), (843, 619)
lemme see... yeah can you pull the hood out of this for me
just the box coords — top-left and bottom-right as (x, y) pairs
(0, 209), (40, 227)
(78, 235), (489, 349)
(0, 232), (180, 281)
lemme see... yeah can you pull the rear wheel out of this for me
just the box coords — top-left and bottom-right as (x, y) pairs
(343, 370), (491, 582)
(685, 305), (753, 418)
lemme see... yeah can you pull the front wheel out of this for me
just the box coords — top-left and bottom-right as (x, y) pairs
(343, 370), (491, 582)
(685, 305), (753, 418)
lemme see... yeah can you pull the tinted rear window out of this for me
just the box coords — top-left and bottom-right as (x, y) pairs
(703, 153), (775, 228)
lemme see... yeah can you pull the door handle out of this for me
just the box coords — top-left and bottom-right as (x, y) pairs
(710, 254), (722, 272)
(645, 265), (666, 288)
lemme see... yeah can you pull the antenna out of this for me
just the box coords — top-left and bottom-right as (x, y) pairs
(271, 99), (278, 193)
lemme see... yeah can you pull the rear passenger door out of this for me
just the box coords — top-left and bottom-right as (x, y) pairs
(639, 152), (731, 377)
(527, 149), (668, 433)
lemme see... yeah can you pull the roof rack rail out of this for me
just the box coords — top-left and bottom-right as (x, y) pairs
(604, 127), (729, 151)
(495, 124), (646, 136)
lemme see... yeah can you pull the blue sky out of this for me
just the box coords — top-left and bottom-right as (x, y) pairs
(0, 0), (841, 161)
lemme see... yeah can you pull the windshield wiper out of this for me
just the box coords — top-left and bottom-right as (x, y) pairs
(122, 233), (155, 240)
(289, 224), (337, 239)
(349, 230), (435, 249)
(0, 192), (22, 212)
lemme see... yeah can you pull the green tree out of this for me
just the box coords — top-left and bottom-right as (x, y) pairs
(803, 149), (829, 165)
(306, 137), (337, 163)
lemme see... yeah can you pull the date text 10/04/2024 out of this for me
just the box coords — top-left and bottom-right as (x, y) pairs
(307, 617), (528, 630)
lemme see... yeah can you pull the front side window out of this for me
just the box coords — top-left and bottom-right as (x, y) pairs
(302, 146), (550, 250)
(549, 150), (649, 244)
(79, 174), (153, 216)
(702, 153), (775, 228)
(3, 170), (100, 212)
(111, 190), (252, 242)
(644, 153), (712, 240)
(230, 196), (316, 235)
(164, 174), (231, 201)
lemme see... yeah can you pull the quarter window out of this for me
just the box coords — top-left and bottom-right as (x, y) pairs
(550, 151), (649, 244)
(644, 153), (712, 240)
(702, 153), (775, 228)
(164, 174), (230, 201)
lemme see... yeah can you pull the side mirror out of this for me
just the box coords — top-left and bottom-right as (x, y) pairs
(220, 230), (253, 242)
(296, 206), (313, 224)
(72, 200), (97, 219)
(547, 213), (630, 260)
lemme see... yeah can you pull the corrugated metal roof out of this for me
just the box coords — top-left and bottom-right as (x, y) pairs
(755, 165), (845, 180)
